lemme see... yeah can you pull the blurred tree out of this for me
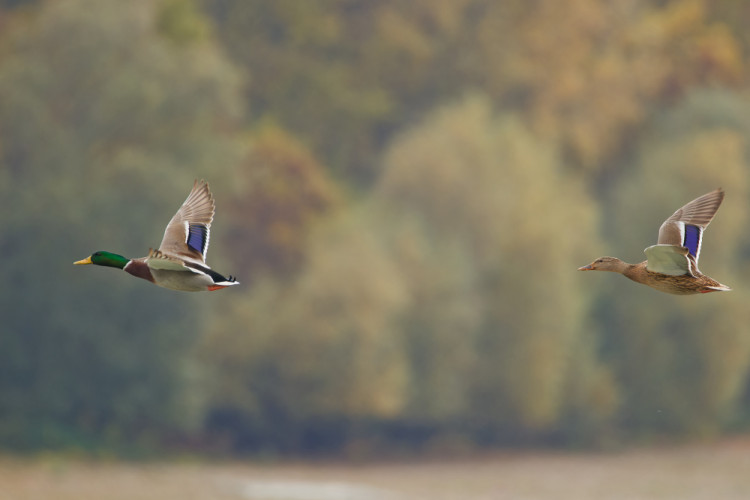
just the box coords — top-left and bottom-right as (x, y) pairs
(377, 94), (616, 440)
(200, 0), (395, 184)
(157, 0), (212, 46)
(199, 0), (745, 184)
(199, 207), (410, 452)
(476, 0), (743, 171)
(380, 213), (483, 425)
(199, 94), (619, 452)
(706, 0), (750, 74)
(222, 125), (344, 282)
(0, 0), (36, 10)
(0, 0), (242, 450)
(3, 0), (750, 454)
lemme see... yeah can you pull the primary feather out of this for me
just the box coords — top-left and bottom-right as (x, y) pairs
(158, 179), (215, 265)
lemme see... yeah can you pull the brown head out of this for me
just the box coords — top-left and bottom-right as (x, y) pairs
(578, 257), (630, 274)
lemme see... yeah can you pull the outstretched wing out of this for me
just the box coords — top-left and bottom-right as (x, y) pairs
(656, 188), (724, 266)
(157, 179), (215, 265)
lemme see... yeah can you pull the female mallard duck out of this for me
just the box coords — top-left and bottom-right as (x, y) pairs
(579, 188), (730, 295)
(75, 179), (239, 292)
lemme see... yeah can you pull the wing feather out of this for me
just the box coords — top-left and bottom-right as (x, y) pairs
(656, 188), (724, 264)
(157, 179), (215, 265)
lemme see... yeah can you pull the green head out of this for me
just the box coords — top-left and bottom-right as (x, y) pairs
(74, 251), (130, 269)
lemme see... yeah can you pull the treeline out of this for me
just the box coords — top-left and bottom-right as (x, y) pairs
(2, 0), (750, 455)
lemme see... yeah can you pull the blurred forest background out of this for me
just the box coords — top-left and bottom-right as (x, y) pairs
(3, 0), (750, 456)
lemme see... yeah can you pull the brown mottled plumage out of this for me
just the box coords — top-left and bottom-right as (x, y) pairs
(579, 189), (731, 295)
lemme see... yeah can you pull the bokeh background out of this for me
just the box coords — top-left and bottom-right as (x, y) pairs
(3, 0), (750, 459)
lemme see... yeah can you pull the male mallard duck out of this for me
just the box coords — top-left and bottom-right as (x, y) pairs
(75, 179), (239, 292)
(579, 188), (730, 295)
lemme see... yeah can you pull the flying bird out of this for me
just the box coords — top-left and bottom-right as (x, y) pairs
(75, 179), (239, 292)
(578, 188), (730, 295)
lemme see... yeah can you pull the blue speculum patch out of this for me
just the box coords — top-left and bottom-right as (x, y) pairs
(684, 224), (701, 258)
(187, 224), (208, 255)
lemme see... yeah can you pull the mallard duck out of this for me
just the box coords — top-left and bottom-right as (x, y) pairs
(578, 188), (731, 295)
(75, 179), (239, 292)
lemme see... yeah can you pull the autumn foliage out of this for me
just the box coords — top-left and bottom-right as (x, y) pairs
(2, 0), (750, 454)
